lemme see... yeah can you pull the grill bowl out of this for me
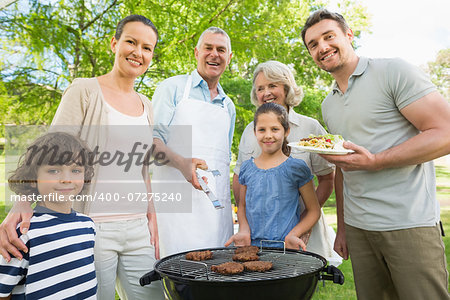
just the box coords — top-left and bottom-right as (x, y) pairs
(140, 247), (344, 300)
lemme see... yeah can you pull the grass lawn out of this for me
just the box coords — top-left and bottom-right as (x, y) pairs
(1, 154), (449, 299)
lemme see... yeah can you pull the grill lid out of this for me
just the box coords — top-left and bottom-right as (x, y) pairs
(155, 247), (326, 283)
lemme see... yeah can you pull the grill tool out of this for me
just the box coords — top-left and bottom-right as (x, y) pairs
(196, 171), (224, 209)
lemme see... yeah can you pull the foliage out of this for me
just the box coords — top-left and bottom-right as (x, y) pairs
(426, 48), (449, 101)
(0, 0), (122, 125)
(0, 0), (372, 158)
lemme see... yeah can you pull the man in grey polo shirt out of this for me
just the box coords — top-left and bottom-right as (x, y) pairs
(302, 9), (450, 300)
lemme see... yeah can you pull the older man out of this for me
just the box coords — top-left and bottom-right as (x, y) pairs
(151, 27), (235, 257)
(302, 9), (450, 300)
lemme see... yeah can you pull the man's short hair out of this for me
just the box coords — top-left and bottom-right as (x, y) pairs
(196, 27), (232, 53)
(301, 9), (350, 47)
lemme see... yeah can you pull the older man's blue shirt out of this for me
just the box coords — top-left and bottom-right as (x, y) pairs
(152, 69), (235, 159)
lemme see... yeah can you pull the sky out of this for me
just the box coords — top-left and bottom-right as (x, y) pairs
(330, 0), (450, 67)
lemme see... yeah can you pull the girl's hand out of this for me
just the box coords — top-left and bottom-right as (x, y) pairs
(224, 231), (251, 247)
(285, 234), (307, 251)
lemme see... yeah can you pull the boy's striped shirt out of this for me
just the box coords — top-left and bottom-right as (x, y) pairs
(0, 206), (96, 299)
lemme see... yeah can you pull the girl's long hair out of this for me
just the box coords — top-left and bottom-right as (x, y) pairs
(254, 102), (291, 156)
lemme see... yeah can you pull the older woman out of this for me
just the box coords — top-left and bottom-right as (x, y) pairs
(233, 60), (339, 261)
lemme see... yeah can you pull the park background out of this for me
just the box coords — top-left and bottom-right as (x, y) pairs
(0, 0), (449, 298)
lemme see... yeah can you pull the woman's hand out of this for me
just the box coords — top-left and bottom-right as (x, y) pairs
(285, 234), (307, 251)
(224, 231), (251, 247)
(147, 213), (160, 259)
(0, 202), (33, 262)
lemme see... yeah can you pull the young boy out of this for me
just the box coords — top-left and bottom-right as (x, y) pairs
(1, 132), (97, 299)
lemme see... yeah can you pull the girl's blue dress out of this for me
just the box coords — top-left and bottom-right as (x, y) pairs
(239, 156), (313, 248)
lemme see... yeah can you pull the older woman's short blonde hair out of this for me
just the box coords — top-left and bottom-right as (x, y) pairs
(250, 60), (304, 108)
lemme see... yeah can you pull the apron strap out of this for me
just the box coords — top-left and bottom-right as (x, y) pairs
(182, 75), (192, 102)
(182, 74), (229, 114)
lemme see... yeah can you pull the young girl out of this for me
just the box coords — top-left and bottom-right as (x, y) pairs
(226, 103), (320, 250)
(2, 132), (97, 299)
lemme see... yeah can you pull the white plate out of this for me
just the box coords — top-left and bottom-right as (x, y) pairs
(288, 143), (354, 155)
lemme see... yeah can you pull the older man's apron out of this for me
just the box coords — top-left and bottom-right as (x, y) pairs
(154, 76), (233, 257)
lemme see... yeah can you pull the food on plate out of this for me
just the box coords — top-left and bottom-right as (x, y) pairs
(297, 134), (346, 150)
(232, 252), (259, 262)
(234, 246), (259, 254)
(185, 250), (213, 261)
(211, 262), (244, 275)
(243, 261), (273, 272)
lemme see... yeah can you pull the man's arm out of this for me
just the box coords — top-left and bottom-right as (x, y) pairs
(152, 76), (211, 189)
(321, 91), (450, 171)
(333, 167), (348, 259)
(152, 138), (207, 190)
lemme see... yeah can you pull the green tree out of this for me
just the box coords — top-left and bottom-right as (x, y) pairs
(0, 0), (371, 157)
(1, 0), (122, 125)
(427, 48), (449, 101)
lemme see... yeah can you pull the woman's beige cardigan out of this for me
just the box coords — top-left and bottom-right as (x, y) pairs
(51, 77), (153, 214)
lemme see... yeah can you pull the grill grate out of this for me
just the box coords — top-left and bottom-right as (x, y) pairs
(157, 248), (325, 282)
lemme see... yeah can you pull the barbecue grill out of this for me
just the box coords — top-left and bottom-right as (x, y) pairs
(140, 246), (344, 300)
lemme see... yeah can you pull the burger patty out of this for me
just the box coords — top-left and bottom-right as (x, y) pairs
(234, 246), (259, 254)
(211, 262), (244, 275)
(185, 250), (213, 261)
(232, 252), (259, 262)
(243, 261), (273, 272)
